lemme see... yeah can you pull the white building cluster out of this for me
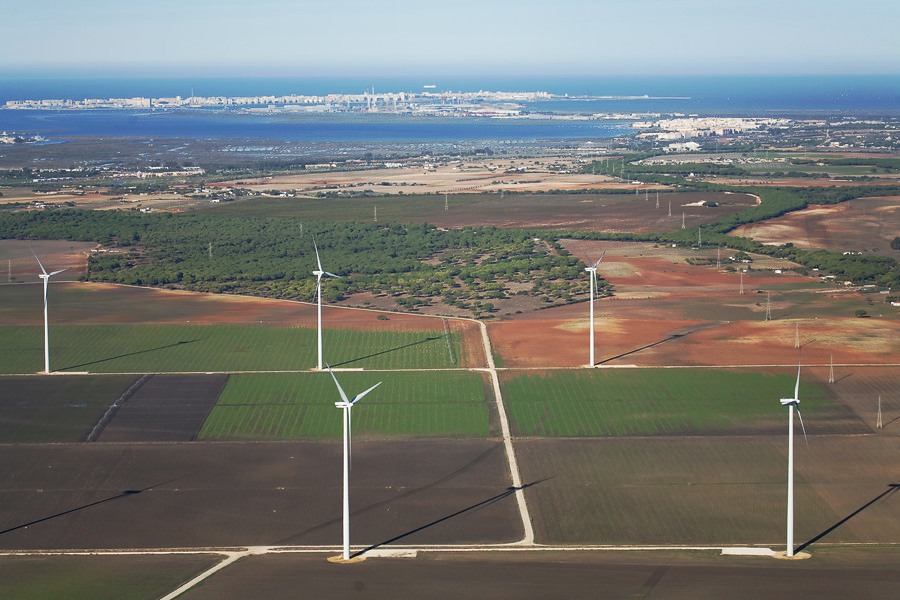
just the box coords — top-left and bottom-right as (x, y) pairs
(632, 117), (790, 140)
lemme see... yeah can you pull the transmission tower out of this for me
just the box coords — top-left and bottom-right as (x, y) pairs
(765, 291), (772, 321)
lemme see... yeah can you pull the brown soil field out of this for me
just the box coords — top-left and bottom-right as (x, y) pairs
(731, 197), (900, 259)
(97, 374), (229, 442)
(176, 548), (900, 600)
(219, 157), (652, 196)
(0, 375), (139, 443)
(0, 440), (520, 550)
(212, 190), (757, 234)
(516, 436), (900, 546)
(488, 241), (899, 368)
(0, 240), (96, 282)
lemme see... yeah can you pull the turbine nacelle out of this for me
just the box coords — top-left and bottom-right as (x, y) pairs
(780, 398), (799, 407)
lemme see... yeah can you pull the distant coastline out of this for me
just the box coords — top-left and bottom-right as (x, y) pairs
(2, 89), (690, 119)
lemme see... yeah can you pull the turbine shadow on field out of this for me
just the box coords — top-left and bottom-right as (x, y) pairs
(58, 339), (199, 371)
(330, 335), (442, 367)
(354, 478), (548, 558)
(274, 445), (502, 545)
(598, 330), (696, 365)
(0, 476), (186, 537)
(795, 483), (900, 553)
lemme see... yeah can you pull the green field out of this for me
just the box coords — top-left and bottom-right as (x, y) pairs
(0, 324), (460, 374)
(0, 375), (137, 442)
(501, 369), (858, 437)
(0, 554), (220, 600)
(198, 370), (495, 440)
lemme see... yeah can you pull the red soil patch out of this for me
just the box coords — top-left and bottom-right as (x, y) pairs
(489, 241), (899, 368)
(0, 240), (96, 281)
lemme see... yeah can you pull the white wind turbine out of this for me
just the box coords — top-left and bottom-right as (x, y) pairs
(780, 360), (808, 558)
(585, 251), (605, 367)
(328, 366), (381, 561)
(312, 239), (341, 371)
(31, 249), (67, 374)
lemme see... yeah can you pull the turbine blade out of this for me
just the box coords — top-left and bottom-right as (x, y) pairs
(348, 405), (353, 471)
(313, 238), (323, 272)
(30, 248), (47, 275)
(324, 271), (342, 279)
(48, 268), (67, 277)
(794, 360), (802, 401)
(326, 365), (350, 404)
(351, 381), (382, 405)
(796, 407), (809, 447)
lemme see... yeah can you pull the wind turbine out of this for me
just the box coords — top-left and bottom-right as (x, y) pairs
(312, 239), (341, 371)
(585, 252), (605, 367)
(780, 360), (808, 558)
(328, 366), (381, 561)
(31, 249), (66, 374)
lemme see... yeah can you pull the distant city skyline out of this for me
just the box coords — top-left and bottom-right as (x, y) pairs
(3, 0), (898, 77)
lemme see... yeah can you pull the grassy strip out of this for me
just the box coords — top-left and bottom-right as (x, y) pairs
(501, 369), (834, 437)
(0, 324), (459, 374)
(198, 371), (494, 440)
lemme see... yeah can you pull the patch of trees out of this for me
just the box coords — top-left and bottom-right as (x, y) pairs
(0, 209), (600, 316)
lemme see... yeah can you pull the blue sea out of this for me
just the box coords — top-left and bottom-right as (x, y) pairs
(1, 75), (898, 143)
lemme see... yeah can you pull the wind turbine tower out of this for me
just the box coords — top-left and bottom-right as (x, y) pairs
(668, 199), (672, 217)
(780, 361), (808, 558)
(31, 249), (66, 374)
(313, 240), (341, 371)
(328, 367), (381, 561)
(585, 253), (605, 367)
(681, 212), (686, 229)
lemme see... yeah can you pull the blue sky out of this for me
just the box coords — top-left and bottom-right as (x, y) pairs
(2, 0), (898, 76)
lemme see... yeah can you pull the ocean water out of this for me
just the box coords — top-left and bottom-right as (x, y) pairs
(1, 74), (897, 143)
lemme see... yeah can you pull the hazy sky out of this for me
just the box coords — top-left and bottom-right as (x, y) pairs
(3, 0), (898, 76)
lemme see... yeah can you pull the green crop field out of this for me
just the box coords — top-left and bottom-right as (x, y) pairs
(0, 324), (460, 374)
(198, 370), (495, 440)
(0, 375), (137, 442)
(501, 368), (862, 437)
(0, 554), (220, 600)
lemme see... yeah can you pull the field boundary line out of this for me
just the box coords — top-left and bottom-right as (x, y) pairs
(85, 374), (151, 442)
